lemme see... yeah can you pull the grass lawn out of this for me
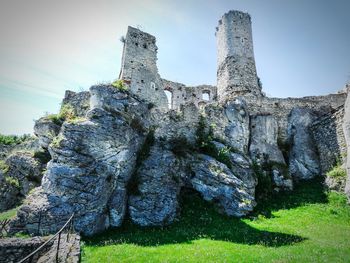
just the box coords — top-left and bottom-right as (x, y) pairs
(82, 179), (350, 262)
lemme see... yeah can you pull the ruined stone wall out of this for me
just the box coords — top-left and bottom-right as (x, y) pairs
(311, 106), (346, 175)
(216, 10), (261, 101)
(120, 26), (168, 109)
(0, 237), (46, 263)
(244, 92), (347, 140)
(162, 79), (217, 109)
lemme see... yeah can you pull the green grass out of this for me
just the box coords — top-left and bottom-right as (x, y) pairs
(81, 180), (350, 262)
(0, 207), (19, 221)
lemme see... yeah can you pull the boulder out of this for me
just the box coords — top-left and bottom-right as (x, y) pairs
(249, 114), (285, 165)
(128, 146), (183, 226)
(212, 141), (256, 196)
(288, 108), (320, 180)
(206, 98), (250, 153)
(189, 154), (255, 217)
(34, 118), (61, 149)
(0, 151), (44, 212)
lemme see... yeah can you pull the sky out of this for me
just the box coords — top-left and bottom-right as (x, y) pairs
(0, 0), (349, 135)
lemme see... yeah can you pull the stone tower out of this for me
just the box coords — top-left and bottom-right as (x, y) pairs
(119, 26), (168, 109)
(216, 10), (262, 101)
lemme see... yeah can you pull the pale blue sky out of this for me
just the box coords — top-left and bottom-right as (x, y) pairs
(0, 0), (349, 134)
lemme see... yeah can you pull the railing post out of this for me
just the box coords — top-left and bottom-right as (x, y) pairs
(56, 232), (61, 263)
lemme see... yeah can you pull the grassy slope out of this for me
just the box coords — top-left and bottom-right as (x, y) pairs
(82, 180), (350, 262)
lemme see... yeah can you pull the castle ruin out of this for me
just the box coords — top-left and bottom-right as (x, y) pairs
(3, 10), (349, 238)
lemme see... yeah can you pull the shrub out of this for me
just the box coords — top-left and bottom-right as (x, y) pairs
(50, 135), (64, 148)
(58, 104), (76, 121)
(327, 164), (346, 178)
(195, 116), (232, 169)
(112, 79), (128, 92)
(5, 176), (20, 188)
(0, 160), (9, 174)
(0, 134), (32, 145)
(45, 114), (63, 126)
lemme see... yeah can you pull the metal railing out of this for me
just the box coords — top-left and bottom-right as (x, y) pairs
(18, 213), (75, 263)
(0, 219), (11, 238)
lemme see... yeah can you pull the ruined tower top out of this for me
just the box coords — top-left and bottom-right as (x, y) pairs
(119, 26), (168, 109)
(216, 10), (262, 101)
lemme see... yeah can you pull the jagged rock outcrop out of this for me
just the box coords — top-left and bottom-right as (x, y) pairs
(249, 114), (285, 164)
(206, 98), (250, 153)
(9, 85), (262, 236)
(62, 90), (90, 117)
(153, 103), (200, 144)
(249, 114), (292, 191)
(34, 118), (61, 149)
(288, 108), (320, 180)
(128, 146), (184, 226)
(11, 85), (146, 236)
(212, 141), (256, 195)
(0, 152), (45, 212)
(190, 154), (255, 216)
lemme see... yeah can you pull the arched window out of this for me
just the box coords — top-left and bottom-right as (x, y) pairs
(164, 90), (173, 109)
(202, 91), (210, 101)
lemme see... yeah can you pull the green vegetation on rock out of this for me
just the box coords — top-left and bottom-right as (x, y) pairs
(0, 134), (32, 146)
(82, 180), (350, 262)
(112, 79), (128, 92)
(0, 160), (9, 174)
(327, 163), (346, 178)
(4, 176), (20, 188)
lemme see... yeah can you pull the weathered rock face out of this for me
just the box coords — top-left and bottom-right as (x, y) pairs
(0, 170), (20, 212)
(62, 90), (90, 117)
(128, 146), (183, 226)
(11, 85), (146, 236)
(0, 152), (44, 212)
(212, 141), (256, 195)
(153, 103), (200, 144)
(343, 92), (350, 200)
(34, 118), (61, 150)
(206, 98), (250, 153)
(288, 108), (320, 180)
(249, 114), (285, 165)
(190, 154), (255, 217)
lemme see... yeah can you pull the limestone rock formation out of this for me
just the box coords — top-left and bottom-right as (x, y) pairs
(190, 154), (255, 216)
(6, 10), (350, 238)
(11, 85), (146, 236)
(34, 118), (61, 149)
(288, 108), (320, 180)
(0, 151), (45, 212)
(249, 114), (285, 164)
(128, 146), (183, 226)
(206, 98), (250, 153)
